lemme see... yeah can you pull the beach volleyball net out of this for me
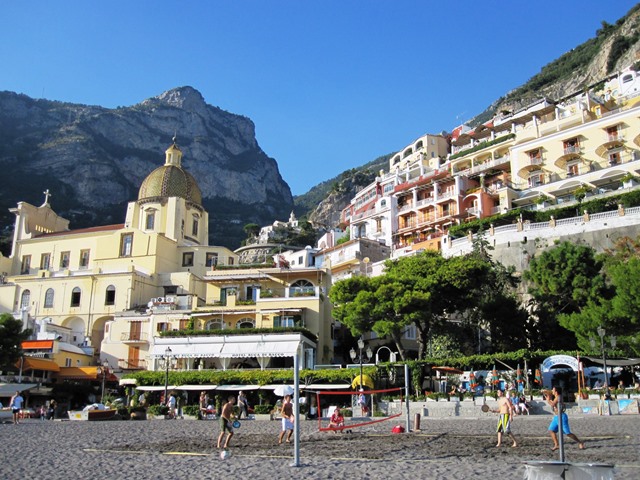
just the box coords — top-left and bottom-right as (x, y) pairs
(314, 387), (405, 432)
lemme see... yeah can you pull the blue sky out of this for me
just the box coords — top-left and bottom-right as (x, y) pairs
(2, 1), (638, 195)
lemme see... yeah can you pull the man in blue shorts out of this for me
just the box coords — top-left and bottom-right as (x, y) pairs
(546, 386), (585, 451)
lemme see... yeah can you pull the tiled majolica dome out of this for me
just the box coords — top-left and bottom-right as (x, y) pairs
(138, 142), (202, 205)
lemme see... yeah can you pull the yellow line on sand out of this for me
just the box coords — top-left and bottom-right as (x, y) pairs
(164, 452), (210, 456)
(83, 449), (148, 454)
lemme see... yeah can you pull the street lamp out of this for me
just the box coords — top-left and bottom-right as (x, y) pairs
(159, 347), (177, 404)
(99, 360), (109, 401)
(590, 326), (617, 388)
(350, 338), (373, 389)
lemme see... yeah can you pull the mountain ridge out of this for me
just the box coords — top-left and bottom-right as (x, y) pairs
(0, 86), (293, 249)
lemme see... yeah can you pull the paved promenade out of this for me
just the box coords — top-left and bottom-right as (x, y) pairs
(1, 414), (638, 479)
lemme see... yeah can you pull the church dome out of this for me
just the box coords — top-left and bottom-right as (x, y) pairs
(138, 142), (203, 205)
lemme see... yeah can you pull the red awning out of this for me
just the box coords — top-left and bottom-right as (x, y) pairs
(22, 340), (54, 350)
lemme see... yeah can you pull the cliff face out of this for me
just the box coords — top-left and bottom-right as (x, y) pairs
(0, 86), (293, 248)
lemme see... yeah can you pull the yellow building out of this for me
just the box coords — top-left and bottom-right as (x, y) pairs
(0, 140), (237, 370)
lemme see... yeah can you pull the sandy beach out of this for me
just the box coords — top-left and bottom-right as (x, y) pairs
(1, 414), (638, 479)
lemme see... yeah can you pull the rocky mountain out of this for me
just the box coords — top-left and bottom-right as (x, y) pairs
(297, 5), (640, 226)
(0, 87), (293, 249)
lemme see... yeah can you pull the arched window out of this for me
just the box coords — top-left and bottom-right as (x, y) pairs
(70, 287), (81, 307)
(44, 288), (55, 308)
(105, 285), (116, 306)
(236, 318), (255, 329)
(289, 280), (314, 297)
(205, 320), (223, 330)
(20, 290), (31, 309)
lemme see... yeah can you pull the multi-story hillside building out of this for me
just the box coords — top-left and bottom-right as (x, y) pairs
(339, 67), (640, 261)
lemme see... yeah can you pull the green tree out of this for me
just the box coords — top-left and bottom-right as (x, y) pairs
(243, 223), (260, 239)
(524, 242), (610, 350)
(467, 228), (529, 352)
(330, 251), (493, 360)
(0, 313), (31, 370)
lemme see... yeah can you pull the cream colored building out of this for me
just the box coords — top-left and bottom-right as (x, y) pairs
(0, 141), (237, 371)
(101, 265), (329, 372)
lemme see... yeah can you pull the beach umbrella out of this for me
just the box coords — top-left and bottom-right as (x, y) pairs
(470, 371), (478, 391)
(516, 364), (524, 385)
(272, 385), (294, 397)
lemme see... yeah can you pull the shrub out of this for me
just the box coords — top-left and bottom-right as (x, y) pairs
(254, 404), (272, 415)
(148, 404), (169, 416)
(183, 405), (200, 417)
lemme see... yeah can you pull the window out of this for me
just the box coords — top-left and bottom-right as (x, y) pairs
(120, 234), (133, 257)
(567, 164), (579, 177)
(403, 324), (417, 340)
(60, 251), (70, 269)
(156, 322), (169, 332)
(528, 149), (542, 163)
(205, 320), (223, 330)
(608, 152), (621, 165)
(237, 318), (255, 329)
(563, 138), (579, 154)
(206, 252), (218, 267)
(274, 315), (295, 327)
(65, 358), (72, 367)
(105, 285), (116, 306)
(70, 287), (81, 307)
(528, 174), (543, 187)
(376, 218), (382, 233)
(289, 280), (314, 296)
(79, 249), (90, 268)
(21, 255), (31, 274)
(228, 257), (234, 266)
(192, 214), (199, 236)
(44, 288), (55, 308)
(182, 252), (194, 267)
(606, 125), (620, 141)
(40, 253), (51, 271)
(298, 256), (303, 265)
(145, 210), (155, 230)
(20, 289), (31, 309)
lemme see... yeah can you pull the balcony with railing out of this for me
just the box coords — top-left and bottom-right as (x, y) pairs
(119, 358), (147, 370)
(120, 332), (149, 343)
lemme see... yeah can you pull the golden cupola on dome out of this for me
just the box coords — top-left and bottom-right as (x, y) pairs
(138, 139), (203, 205)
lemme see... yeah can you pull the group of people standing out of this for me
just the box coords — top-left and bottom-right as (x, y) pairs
(492, 386), (585, 451)
(216, 393), (295, 451)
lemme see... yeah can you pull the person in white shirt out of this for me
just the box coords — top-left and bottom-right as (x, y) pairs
(166, 392), (177, 419)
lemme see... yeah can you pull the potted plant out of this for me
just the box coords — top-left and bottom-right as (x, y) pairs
(621, 173), (637, 188)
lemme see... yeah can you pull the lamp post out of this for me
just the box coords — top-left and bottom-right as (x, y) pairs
(100, 360), (109, 401)
(350, 338), (373, 389)
(590, 326), (617, 388)
(159, 347), (176, 405)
